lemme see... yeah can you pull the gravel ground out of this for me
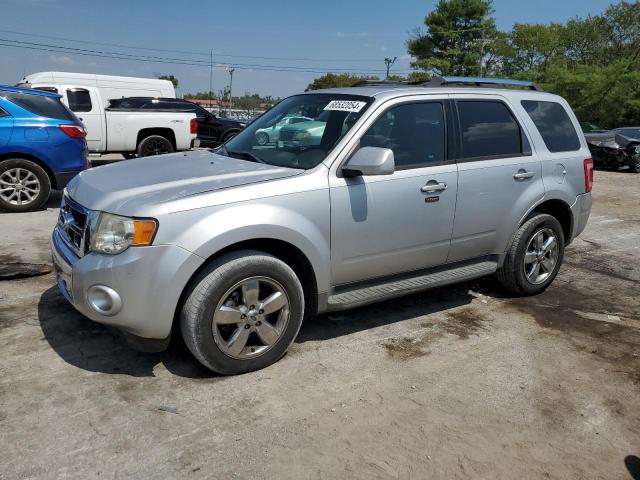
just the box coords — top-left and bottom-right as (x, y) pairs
(0, 169), (638, 480)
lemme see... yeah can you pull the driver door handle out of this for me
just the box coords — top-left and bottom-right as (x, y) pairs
(420, 182), (447, 193)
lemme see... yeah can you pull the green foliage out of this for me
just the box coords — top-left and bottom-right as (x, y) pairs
(407, 0), (497, 76)
(306, 73), (378, 91)
(158, 75), (179, 88)
(407, 0), (640, 127)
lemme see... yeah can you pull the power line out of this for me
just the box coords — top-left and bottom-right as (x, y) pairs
(0, 38), (415, 75)
(0, 28), (400, 64)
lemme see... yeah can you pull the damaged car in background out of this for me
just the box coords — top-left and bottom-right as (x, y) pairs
(583, 126), (640, 173)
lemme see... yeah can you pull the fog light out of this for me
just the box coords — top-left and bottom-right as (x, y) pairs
(87, 285), (122, 316)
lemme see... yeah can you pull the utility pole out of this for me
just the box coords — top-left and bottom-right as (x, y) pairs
(209, 49), (214, 108)
(227, 66), (235, 109)
(384, 57), (397, 79)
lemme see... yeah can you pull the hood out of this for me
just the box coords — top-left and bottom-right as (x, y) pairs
(66, 150), (301, 215)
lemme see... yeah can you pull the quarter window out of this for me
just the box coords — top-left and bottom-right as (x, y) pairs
(360, 102), (446, 169)
(0, 107), (8, 117)
(521, 100), (581, 153)
(457, 101), (524, 159)
(2, 92), (76, 120)
(67, 89), (92, 112)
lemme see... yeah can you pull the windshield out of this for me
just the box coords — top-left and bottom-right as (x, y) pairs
(220, 93), (372, 169)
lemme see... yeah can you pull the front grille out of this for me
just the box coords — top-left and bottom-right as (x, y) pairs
(279, 130), (295, 141)
(57, 195), (89, 257)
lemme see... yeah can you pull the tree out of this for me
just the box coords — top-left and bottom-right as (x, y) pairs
(158, 75), (179, 88)
(407, 0), (498, 76)
(306, 73), (377, 91)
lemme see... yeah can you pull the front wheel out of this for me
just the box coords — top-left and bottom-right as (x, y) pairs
(137, 135), (174, 157)
(496, 213), (565, 296)
(627, 154), (640, 173)
(180, 250), (305, 375)
(0, 159), (51, 213)
(255, 131), (269, 146)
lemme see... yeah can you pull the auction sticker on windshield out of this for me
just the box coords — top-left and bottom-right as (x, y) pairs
(324, 100), (367, 112)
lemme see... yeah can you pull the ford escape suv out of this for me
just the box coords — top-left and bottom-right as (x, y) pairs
(51, 76), (593, 375)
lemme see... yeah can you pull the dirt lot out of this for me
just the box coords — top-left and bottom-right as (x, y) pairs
(0, 169), (639, 480)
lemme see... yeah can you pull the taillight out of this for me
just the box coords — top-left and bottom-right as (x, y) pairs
(59, 124), (86, 138)
(190, 118), (198, 135)
(583, 158), (594, 193)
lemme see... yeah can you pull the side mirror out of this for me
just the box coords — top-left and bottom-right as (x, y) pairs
(342, 146), (395, 177)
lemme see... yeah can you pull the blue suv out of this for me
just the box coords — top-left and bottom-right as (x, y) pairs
(0, 85), (88, 212)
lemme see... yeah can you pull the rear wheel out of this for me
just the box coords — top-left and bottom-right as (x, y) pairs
(496, 213), (565, 296)
(222, 130), (238, 143)
(137, 135), (174, 157)
(180, 250), (305, 375)
(0, 159), (51, 213)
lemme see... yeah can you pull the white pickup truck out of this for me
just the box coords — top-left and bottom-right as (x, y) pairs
(29, 84), (197, 157)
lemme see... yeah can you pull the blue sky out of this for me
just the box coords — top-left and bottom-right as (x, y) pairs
(0, 0), (615, 98)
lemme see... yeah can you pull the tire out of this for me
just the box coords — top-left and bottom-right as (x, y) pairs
(627, 154), (640, 173)
(496, 213), (565, 296)
(0, 158), (51, 213)
(137, 135), (174, 157)
(180, 250), (305, 375)
(255, 131), (269, 146)
(222, 130), (238, 143)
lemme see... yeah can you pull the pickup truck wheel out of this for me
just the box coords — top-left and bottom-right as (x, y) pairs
(137, 135), (174, 157)
(0, 159), (51, 213)
(496, 213), (565, 296)
(222, 130), (238, 143)
(627, 154), (640, 173)
(180, 250), (305, 375)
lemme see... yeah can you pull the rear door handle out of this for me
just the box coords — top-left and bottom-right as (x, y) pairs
(420, 181), (447, 193)
(513, 170), (535, 180)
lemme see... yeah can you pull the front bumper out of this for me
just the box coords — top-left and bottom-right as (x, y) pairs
(570, 192), (592, 242)
(52, 227), (204, 340)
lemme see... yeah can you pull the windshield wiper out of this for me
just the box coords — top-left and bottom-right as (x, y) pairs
(226, 150), (267, 164)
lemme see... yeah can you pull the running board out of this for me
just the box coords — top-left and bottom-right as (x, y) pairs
(327, 261), (497, 311)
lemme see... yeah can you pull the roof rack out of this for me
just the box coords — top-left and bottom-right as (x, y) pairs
(423, 76), (543, 91)
(350, 79), (412, 87)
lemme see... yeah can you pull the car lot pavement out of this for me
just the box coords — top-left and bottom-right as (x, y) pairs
(0, 169), (638, 479)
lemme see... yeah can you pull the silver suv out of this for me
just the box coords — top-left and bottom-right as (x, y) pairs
(51, 76), (593, 374)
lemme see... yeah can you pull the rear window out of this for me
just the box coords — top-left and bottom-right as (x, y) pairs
(521, 100), (581, 152)
(457, 100), (525, 159)
(67, 89), (92, 112)
(2, 91), (76, 121)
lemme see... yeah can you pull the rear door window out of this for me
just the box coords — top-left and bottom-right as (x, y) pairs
(66, 88), (93, 112)
(457, 100), (525, 160)
(1, 91), (76, 120)
(521, 100), (581, 152)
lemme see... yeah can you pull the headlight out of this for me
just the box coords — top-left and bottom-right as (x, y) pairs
(293, 131), (311, 140)
(90, 212), (158, 255)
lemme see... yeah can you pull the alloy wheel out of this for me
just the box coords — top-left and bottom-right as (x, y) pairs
(0, 168), (41, 206)
(523, 228), (559, 285)
(212, 276), (290, 359)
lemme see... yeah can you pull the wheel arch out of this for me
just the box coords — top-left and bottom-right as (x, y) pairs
(136, 128), (177, 151)
(0, 152), (56, 188)
(173, 237), (321, 337)
(522, 198), (574, 243)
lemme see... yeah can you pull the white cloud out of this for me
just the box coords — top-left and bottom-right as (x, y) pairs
(48, 54), (75, 65)
(380, 46), (388, 52)
(399, 54), (412, 61)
